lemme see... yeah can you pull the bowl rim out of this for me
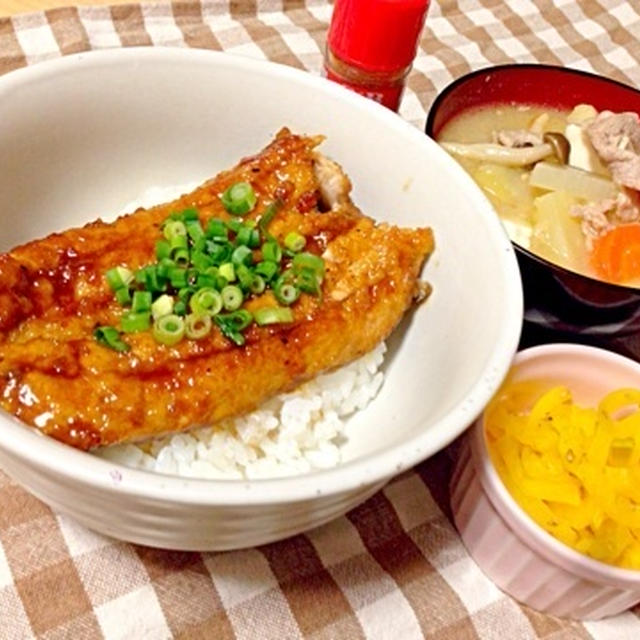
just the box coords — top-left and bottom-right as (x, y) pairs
(0, 47), (523, 506)
(424, 62), (640, 299)
(471, 342), (640, 588)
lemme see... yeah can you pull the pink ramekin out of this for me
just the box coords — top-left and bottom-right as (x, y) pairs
(450, 343), (640, 619)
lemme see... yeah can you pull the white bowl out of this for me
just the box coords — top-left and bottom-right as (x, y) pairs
(451, 344), (640, 619)
(0, 48), (522, 550)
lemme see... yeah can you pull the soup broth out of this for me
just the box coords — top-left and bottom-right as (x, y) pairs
(438, 103), (640, 288)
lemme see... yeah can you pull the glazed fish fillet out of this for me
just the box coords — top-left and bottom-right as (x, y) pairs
(0, 129), (434, 450)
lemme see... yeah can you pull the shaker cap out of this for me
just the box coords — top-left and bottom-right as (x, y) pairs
(327, 0), (430, 73)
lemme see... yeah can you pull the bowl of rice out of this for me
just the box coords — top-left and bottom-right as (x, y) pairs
(0, 48), (522, 550)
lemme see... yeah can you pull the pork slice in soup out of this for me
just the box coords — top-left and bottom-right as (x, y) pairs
(438, 103), (640, 288)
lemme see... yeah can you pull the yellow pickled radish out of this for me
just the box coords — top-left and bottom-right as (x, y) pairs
(484, 380), (640, 569)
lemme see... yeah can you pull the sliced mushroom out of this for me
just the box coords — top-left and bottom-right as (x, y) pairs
(543, 132), (570, 164)
(440, 141), (554, 166)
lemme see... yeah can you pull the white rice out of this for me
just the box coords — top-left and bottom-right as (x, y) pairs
(93, 185), (387, 479)
(95, 342), (386, 479)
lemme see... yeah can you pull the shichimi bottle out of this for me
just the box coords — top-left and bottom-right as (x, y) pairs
(324, 0), (430, 112)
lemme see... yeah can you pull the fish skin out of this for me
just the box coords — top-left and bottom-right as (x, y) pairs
(0, 129), (434, 450)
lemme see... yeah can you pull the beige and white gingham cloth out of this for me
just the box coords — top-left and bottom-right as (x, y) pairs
(1, 1), (640, 638)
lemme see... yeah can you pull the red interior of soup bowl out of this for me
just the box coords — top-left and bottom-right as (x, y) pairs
(425, 64), (640, 342)
(427, 64), (640, 139)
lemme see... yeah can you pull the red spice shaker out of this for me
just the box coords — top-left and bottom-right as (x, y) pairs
(324, 0), (430, 112)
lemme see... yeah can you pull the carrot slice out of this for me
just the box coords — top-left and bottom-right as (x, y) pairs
(591, 224), (640, 284)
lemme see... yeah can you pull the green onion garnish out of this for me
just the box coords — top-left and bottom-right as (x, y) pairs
(255, 260), (279, 282)
(153, 314), (185, 346)
(293, 252), (325, 278)
(106, 266), (133, 291)
(168, 267), (188, 289)
(235, 264), (254, 291)
(185, 220), (205, 242)
(250, 275), (266, 295)
(254, 306), (293, 326)
(258, 200), (281, 235)
(214, 309), (253, 346)
(232, 245), (253, 267)
(262, 241), (282, 264)
(284, 231), (306, 253)
(132, 290), (152, 313)
(115, 287), (132, 306)
(218, 262), (235, 283)
(121, 311), (151, 333)
(94, 326), (130, 352)
(221, 285), (243, 311)
(151, 293), (174, 319)
(98, 195), (325, 352)
(274, 281), (300, 306)
(206, 219), (228, 239)
(185, 313), (212, 340)
(156, 240), (171, 261)
(179, 208), (200, 222)
(189, 287), (222, 317)
(163, 220), (187, 240)
(296, 267), (321, 295)
(221, 182), (257, 216)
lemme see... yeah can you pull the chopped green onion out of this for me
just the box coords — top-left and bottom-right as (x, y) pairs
(254, 306), (293, 326)
(218, 262), (235, 283)
(189, 287), (222, 316)
(292, 252), (325, 278)
(235, 226), (253, 247)
(221, 285), (243, 311)
(173, 249), (190, 268)
(179, 208), (200, 222)
(258, 200), (281, 234)
(221, 181), (257, 216)
(214, 309), (253, 346)
(139, 265), (165, 292)
(232, 245), (253, 267)
(191, 251), (212, 272)
(169, 234), (188, 253)
(226, 309), (253, 330)
(121, 311), (151, 333)
(163, 219), (187, 240)
(235, 264), (253, 291)
(132, 290), (152, 313)
(274, 281), (300, 306)
(185, 313), (212, 340)
(284, 231), (306, 253)
(206, 241), (232, 264)
(226, 218), (242, 234)
(206, 219), (228, 239)
(151, 294), (174, 319)
(296, 267), (322, 295)
(255, 260), (279, 282)
(106, 266), (133, 291)
(261, 241), (282, 264)
(156, 240), (171, 261)
(185, 220), (205, 242)
(156, 257), (175, 278)
(153, 314), (185, 346)
(250, 275), (266, 295)
(169, 267), (188, 288)
(115, 287), (132, 306)
(94, 326), (130, 352)
(178, 286), (196, 302)
(174, 300), (187, 316)
(135, 268), (147, 285)
(196, 272), (217, 289)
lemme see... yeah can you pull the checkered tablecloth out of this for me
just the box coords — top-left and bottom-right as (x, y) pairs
(1, 1), (640, 638)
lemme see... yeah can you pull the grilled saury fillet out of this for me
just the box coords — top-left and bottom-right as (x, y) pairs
(0, 129), (434, 450)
